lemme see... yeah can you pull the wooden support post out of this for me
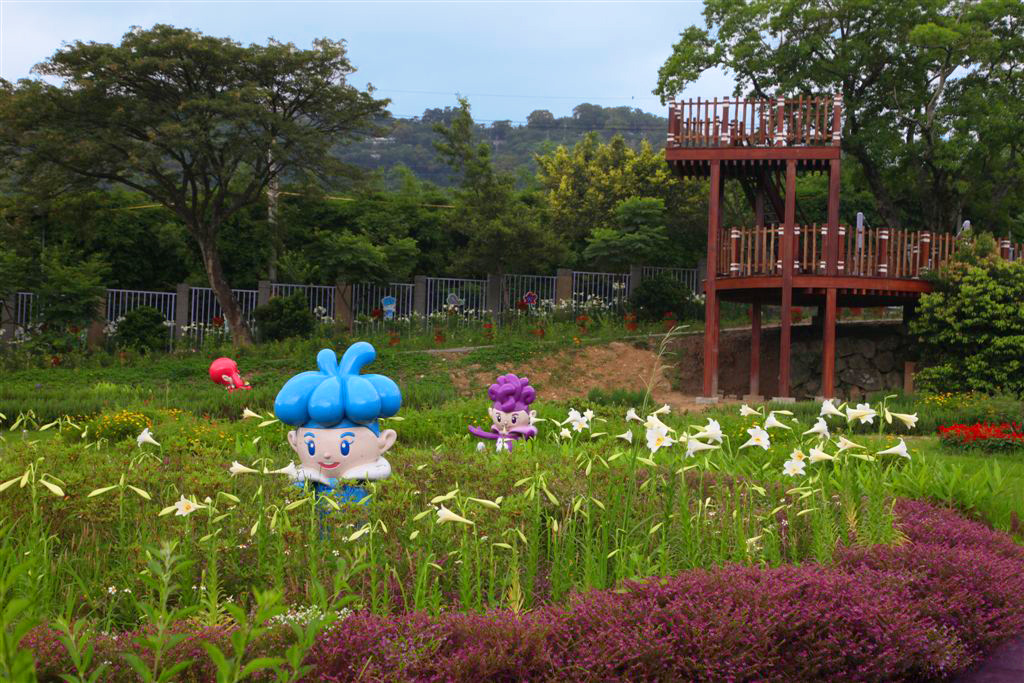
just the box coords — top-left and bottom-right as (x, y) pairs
(918, 231), (932, 275)
(702, 160), (722, 400)
(1000, 238), (1012, 261)
(826, 157), (841, 275)
(778, 159), (796, 399)
(747, 302), (761, 400)
(822, 288), (837, 399)
(729, 228), (741, 276)
(877, 228), (889, 276)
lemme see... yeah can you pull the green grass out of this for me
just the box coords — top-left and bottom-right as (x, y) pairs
(1, 341), (1023, 681)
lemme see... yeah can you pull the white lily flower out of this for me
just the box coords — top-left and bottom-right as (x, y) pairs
(583, 409), (595, 422)
(652, 404), (671, 415)
(819, 399), (845, 419)
(835, 436), (864, 452)
(877, 438), (910, 459)
(802, 418), (830, 439)
(436, 505), (474, 526)
(643, 414), (673, 433)
(615, 430), (633, 444)
(685, 438), (717, 458)
(476, 442), (486, 452)
(268, 462), (299, 478)
(740, 426), (771, 450)
(789, 448), (807, 462)
(565, 409), (589, 432)
(241, 408), (262, 420)
(885, 411), (919, 430)
(739, 404), (761, 417)
(809, 447), (835, 463)
(692, 418), (723, 444)
(137, 428), (160, 448)
(229, 461), (258, 476)
(782, 459), (806, 477)
(764, 412), (792, 430)
(625, 408), (642, 423)
(846, 403), (877, 424)
(559, 427), (571, 440)
(174, 495), (205, 517)
(645, 427), (675, 453)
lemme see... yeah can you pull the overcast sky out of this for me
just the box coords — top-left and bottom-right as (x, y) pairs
(0, 0), (734, 123)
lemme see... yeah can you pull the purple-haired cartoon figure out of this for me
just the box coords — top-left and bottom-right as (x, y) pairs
(468, 373), (538, 450)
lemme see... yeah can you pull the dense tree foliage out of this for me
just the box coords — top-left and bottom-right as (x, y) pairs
(433, 99), (568, 276)
(654, 0), (1024, 239)
(536, 134), (711, 266)
(0, 25), (388, 344)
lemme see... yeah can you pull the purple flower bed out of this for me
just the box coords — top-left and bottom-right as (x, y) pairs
(28, 500), (1024, 682)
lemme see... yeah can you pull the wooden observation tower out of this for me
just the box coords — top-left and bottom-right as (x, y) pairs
(664, 95), (992, 400)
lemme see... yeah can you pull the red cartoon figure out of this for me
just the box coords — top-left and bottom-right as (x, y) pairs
(209, 357), (251, 392)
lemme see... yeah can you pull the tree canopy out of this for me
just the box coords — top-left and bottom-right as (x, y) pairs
(0, 24), (388, 344)
(654, 0), (1024, 238)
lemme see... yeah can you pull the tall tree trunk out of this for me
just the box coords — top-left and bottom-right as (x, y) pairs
(195, 229), (253, 346)
(266, 149), (279, 281)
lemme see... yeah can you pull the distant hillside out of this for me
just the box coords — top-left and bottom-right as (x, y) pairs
(335, 103), (669, 185)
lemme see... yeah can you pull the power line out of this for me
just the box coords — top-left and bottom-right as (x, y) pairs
(376, 87), (662, 102)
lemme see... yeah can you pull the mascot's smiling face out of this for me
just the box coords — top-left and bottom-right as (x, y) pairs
(286, 425), (396, 476)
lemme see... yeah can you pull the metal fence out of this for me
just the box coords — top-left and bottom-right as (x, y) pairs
(187, 287), (258, 343)
(270, 283), (336, 317)
(350, 282), (415, 328)
(424, 277), (487, 319)
(5, 266), (701, 342)
(640, 266), (700, 294)
(106, 288), (177, 324)
(503, 274), (557, 307)
(15, 292), (36, 327)
(571, 271), (631, 310)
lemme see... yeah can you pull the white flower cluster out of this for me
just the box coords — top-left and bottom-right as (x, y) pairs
(268, 605), (351, 626)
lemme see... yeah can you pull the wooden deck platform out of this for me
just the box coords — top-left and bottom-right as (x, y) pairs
(664, 93), (1021, 400)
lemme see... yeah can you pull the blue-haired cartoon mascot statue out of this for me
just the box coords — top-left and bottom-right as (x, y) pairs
(274, 342), (401, 505)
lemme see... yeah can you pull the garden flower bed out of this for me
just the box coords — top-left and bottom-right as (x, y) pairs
(938, 423), (1024, 453)
(23, 500), (1024, 682)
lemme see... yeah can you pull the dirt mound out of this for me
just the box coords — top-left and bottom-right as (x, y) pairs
(448, 340), (723, 414)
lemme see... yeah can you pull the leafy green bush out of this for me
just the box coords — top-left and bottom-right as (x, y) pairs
(911, 235), (1024, 396)
(114, 306), (168, 353)
(252, 292), (315, 342)
(629, 274), (702, 322)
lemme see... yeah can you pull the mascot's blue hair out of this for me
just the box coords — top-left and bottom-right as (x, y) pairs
(273, 342), (401, 435)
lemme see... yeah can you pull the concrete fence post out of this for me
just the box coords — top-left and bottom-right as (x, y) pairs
(335, 282), (354, 332)
(257, 280), (272, 308)
(413, 276), (428, 317)
(0, 293), (15, 343)
(555, 268), (573, 305)
(86, 292), (108, 349)
(486, 273), (503, 316)
(174, 283), (191, 340)
(628, 265), (643, 297)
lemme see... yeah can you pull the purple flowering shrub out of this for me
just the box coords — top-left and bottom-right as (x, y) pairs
(27, 500), (1024, 682)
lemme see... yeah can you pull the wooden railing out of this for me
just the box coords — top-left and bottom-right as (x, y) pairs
(716, 226), (1020, 279)
(668, 95), (842, 149)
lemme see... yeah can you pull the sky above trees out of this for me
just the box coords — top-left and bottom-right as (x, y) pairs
(0, 0), (732, 123)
